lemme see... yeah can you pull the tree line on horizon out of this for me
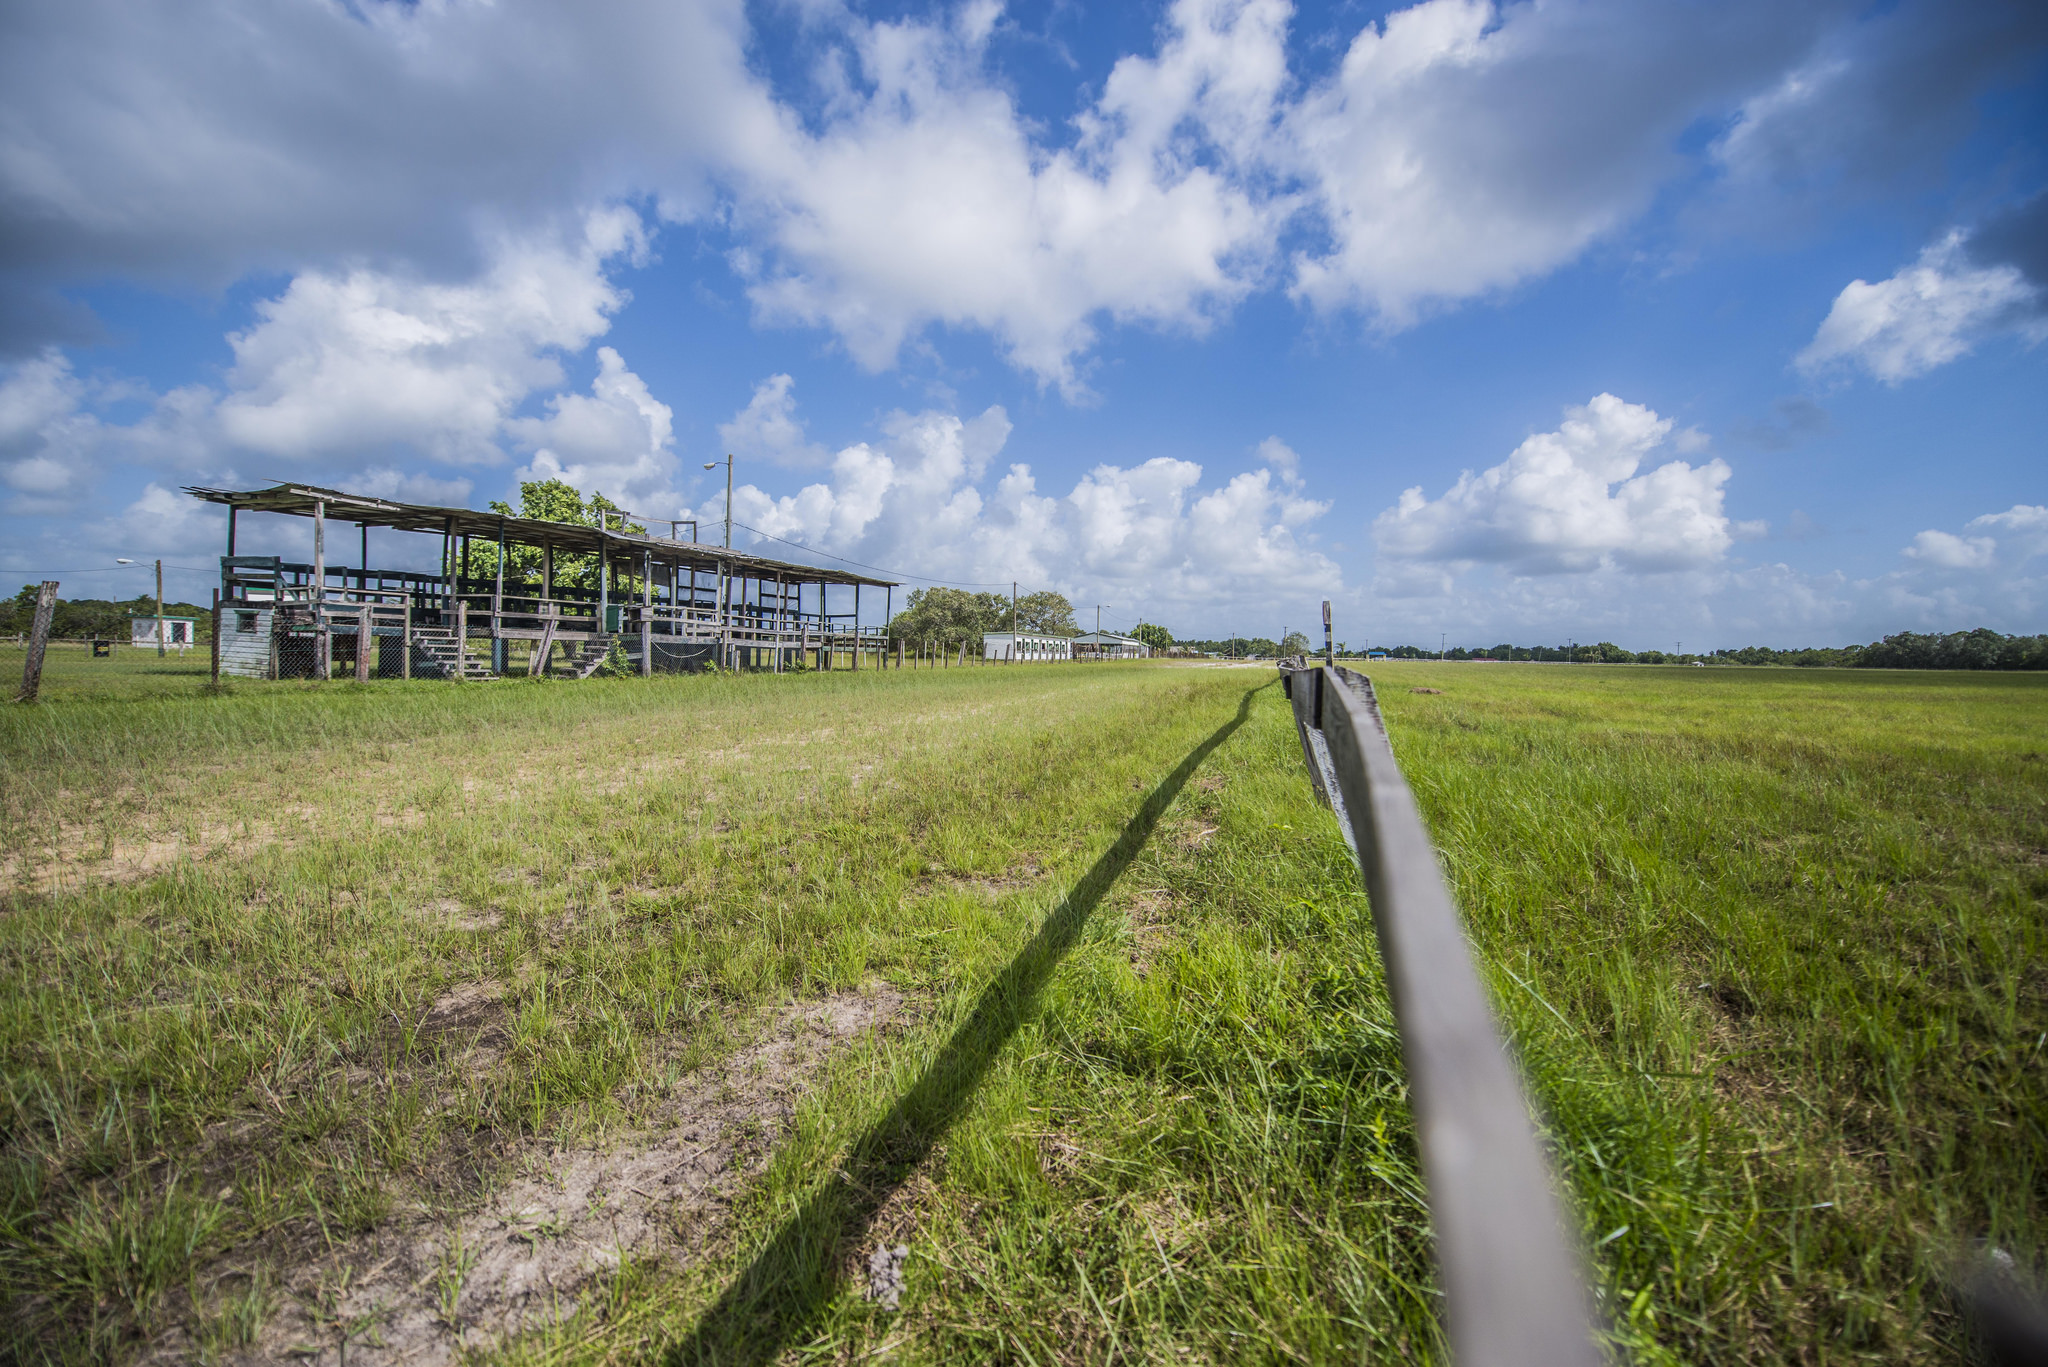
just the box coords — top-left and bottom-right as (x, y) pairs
(2, 587), (214, 642)
(1322, 629), (2048, 670)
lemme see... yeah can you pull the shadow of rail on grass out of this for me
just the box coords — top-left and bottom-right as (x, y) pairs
(663, 685), (1263, 1366)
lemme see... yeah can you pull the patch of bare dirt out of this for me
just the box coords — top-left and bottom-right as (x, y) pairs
(1410, 687), (1445, 695)
(0, 819), (285, 895)
(219, 988), (903, 1367)
(1123, 888), (1181, 980)
(416, 982), (513, 1066)
(929, 858), (1045, 899)
(418, 897), (503, 932)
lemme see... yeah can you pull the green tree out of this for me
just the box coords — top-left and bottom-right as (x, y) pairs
(1279, 630), (1311, 656)
(471, 479), (645, 592)
(888, 587), (1001, 647)
(1009, 590), (1077, 635)
(1130, 621), (1172, 651)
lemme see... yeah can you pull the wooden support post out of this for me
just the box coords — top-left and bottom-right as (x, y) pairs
(356, 606), (372, 683)
(402, 593), (412, 680)
(896, 640), (903, 669)
(640, 552), (652, 677)
(210, 590), (221, 686)
(455, 601), (468, 681)
(17, 580), (58, 701)
(493, 517), (506, 636)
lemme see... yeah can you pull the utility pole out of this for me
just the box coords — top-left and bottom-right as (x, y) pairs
(703, 453), (734, 629)
(1012, 581), (1018, 632)
(1440, 632), (1446, 661)
(1322, 600), (1333, 666)
(155, 559), (166, 657)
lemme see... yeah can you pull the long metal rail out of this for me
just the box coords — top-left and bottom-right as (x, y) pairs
(1278, 659), (1602, 1367)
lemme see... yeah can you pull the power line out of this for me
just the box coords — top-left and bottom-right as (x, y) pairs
(0, 564), (212, 575)
(727, 521), (1016, 589)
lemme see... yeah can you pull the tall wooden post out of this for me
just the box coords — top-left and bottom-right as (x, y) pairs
(455, 601), (468, 681)
(210, 590), (221, 686)
(640, 552), (653, 677)
(493, 518), (506, 633)
(155, 558), (166, 657)
(313, 499), (329, 678)
(402, 593), (412, 680)
(17, 580), (58, 702)
(356, 606), (372, 683)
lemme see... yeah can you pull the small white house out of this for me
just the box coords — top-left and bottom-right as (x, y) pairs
(1072, 631), (1151, 659)
(131, 616), (198, 651)
(982, 631), (1074, 661)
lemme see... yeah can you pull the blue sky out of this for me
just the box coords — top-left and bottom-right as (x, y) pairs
(2, 0), (2043, 647)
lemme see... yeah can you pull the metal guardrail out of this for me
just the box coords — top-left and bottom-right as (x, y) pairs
(1278, 658), (1601, 1367)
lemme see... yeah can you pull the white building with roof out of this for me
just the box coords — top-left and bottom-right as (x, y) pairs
(981, 631), (1073, 661)
(1071, 631), (1151, 659)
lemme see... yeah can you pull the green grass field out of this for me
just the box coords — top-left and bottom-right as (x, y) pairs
(1, 651), (2042, 1364)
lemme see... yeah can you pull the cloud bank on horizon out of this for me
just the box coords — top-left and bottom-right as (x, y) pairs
(0, 0), (2042, 645)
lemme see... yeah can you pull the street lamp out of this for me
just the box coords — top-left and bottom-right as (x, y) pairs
(703, 455), (734, 647)
(702, 455), (733, 549)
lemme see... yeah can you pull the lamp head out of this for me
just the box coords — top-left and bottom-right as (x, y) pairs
(116, 558), (135, 564)
(703, 462), (717, 471)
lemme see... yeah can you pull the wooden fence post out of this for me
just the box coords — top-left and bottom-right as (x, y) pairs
(210, 590), (221, 686)
(16, 580), (59, 702)
(356, 606), (372, 683)
(402, 593), (412, 680)
(455, 601), (468, 681)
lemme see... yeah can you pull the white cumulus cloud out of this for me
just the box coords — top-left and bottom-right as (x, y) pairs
(2, 0), (1939, 383)
(718, 374), (831, 469)
(217, 209), (645, 463)
(728, 0), (1287, 393)
(1373, 394), (1736, 574)
(1797, 232), (2045, 383)
(0, 351), (103, 510)
(683, 389), (1339, 626)
(1284, 0), (1822, 322)
(508, 346), (679, 513)
(1903, 529), (1997, 571)
(1905, 504), (2048, 571)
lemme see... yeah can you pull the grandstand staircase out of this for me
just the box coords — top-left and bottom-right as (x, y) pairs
(548, 634), (621, 680)
(409, 626), (496, 680)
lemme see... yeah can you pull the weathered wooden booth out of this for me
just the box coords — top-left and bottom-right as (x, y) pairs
(188, 483), (896, 681)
